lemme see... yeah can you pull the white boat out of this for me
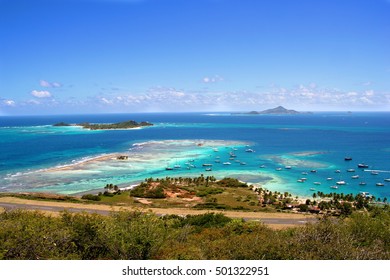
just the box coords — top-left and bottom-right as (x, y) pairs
(336, 180), (346, 185)
(384, 178), (390, 182)
(260, 165), (266, 168)
(359, 182), (366, 186)
(371, 171), (379, 175)
(335, 170), (341, 173)
(360, 192), (371, 198)
(302, 172), (308, 175)
(275, 167), (282, 171)
(223, 162), (231, 165)
(313, 182), (321, 185)
(205, 168), (212, 171)
(297, 179), (305, 183)
(327, 177), (333, 181)
(376, 183), (384, 187)
(347, 169), (355, 172)
(240, 162), (247, 165)
(245, 149), (255, 153)
(285, 166), (292, 169)
(351, 175), (359, 179)
(330, 186), (338, 189)
(310, 188), (316, 191)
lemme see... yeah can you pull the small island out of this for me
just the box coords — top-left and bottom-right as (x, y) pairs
(235, 106), (311, 115)
(53, 120), (153, 130)
(253, 106), (301, 114)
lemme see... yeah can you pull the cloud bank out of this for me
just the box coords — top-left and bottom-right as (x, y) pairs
(2, 83), (389, 114)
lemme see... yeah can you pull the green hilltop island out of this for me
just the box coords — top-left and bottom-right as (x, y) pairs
(53, 120), (153, 130)
(235, 106), (311, 115)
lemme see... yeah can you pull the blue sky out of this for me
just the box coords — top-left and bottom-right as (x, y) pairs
(1, 0), (389, 115)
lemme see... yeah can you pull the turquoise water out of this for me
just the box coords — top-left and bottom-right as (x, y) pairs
(0, 112), (389, 200)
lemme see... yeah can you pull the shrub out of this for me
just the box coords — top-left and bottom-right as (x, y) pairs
(81, 194), (101, 201)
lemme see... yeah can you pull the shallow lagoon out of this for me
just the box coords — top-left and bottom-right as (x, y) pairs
(1, 112), (389, 199)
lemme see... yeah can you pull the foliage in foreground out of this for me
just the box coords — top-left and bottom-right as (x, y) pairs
(0, 208), (389, 260)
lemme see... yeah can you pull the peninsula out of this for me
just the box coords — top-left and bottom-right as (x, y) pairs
(53, 120), (153, 130)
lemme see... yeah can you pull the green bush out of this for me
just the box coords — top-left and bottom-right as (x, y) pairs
(216, 178), (247, 188)
(81, 194), (101, 201)
(0, 207), (389, 260)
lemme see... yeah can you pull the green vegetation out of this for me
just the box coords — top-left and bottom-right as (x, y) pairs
(0, 208), (389, 260)
(130, 183), (166, 198)
(0, 192), (79, 203)
(78, 120), (152, 130)
(216, 177), (248, 188)
(53, 122), (71, 126)
(81, 194), (101, 201)
(1, 178), (389, 260)
(53, 120), (153, 130)
(92, 176), (386, 215)
(128, 176), (261, 210)
(2, 176), (385, 216)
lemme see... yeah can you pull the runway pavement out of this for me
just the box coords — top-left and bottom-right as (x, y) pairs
(0, 201), (317, 226)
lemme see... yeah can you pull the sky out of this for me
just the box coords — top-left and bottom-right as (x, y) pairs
(0, 0), (389, 115)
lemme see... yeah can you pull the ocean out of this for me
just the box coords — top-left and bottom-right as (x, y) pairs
(0, 112), (389, 200)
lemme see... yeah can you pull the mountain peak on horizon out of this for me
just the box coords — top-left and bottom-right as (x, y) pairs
(257, 106), (300, 114)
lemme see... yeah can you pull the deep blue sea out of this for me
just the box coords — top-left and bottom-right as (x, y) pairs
(0, 112), (389, 200)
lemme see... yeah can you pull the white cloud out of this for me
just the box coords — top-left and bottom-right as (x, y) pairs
(202, 75), (224, 84)
(5, 82), (387, 114)
(347, 92), (358, 97)
(31, 90), (52, 98)
(359, 96), (375, 104)
(40, 80), (62, 88)
(1, 99), (16, 106)
(364, 90), (374, 96)
(5, 100), (15, 106)
(100, 97), (113, 104)
(40, 80), (51, 87)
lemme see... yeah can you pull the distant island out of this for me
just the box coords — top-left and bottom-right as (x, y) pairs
(53, 120), (153, 130)
(235, 106), (310, 115)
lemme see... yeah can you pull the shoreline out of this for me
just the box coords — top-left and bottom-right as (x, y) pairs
(3, 137), (389, 201)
